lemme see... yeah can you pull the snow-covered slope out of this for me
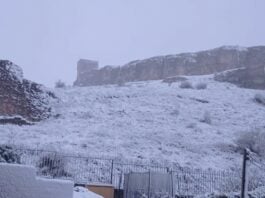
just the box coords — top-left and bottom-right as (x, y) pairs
(1, 75), (265, 170)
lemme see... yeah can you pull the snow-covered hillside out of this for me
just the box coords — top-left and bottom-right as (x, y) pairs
(1, 75), (265, 170)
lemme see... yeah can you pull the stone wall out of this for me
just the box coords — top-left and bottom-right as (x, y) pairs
(73, 46), (265, 89)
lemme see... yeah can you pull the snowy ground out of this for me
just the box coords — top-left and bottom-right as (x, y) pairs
(1, 75), (265, 170)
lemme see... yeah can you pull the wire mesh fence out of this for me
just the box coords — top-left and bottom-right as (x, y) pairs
(247, 151), (265, 192)
(173, 169), (241, 196)
(5, 147), (246, 196)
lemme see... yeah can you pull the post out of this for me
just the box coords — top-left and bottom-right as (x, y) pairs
(118, 171), (123, 198)
(241, 148), (249, 198)
(148, 170), (151, 198)
(110, 160), (114, 184)
(170, 170), (174, 198)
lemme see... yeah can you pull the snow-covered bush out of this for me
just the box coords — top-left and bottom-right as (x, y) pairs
(179, 81), (193, 89)
(187, 123), (197, 129)
(236, 128), (265, 156)
(254, 93), (265, 106)
(37, 153), (70, 178)
(170, 109), (179, 117)
(117, 78), (125, 87)
(55, 80), (66, 88)
(196, 82), (207, 90)
(0, 145), (21, 163)
(200, 111), (212, 124)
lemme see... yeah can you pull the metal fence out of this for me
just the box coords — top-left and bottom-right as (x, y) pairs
(247, 151), (265, 192)
(6, 147), (245, 196)
(124, 172), (175, 198)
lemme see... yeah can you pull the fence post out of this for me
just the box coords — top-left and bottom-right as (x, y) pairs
(170, 170), (174, 198)
(241, 148), (249, 198)
(118, 171), (123, 198)
(110, 159), (114, 184)
(148, 170), (151, 198)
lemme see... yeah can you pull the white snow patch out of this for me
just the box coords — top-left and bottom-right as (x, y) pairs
(0, 163), (74, 198)
(6, 61), (24, 82)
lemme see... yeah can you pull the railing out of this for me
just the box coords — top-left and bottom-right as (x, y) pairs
(5, 147), (244, 196)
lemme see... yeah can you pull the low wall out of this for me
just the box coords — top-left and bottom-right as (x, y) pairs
(0, 163), (74, 198)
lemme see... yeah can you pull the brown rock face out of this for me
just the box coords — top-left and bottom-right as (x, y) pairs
(74, 46), (265, 89)
(0, 60), (55, 124)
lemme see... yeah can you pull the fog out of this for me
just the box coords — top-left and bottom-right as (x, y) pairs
(0, 0), (265, 87)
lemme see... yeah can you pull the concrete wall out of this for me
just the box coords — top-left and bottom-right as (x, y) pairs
(0, 163), (73, 198)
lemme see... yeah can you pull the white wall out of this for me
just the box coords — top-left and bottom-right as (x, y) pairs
(0, 163), (74, 198)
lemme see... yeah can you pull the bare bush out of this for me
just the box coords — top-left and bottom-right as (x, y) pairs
(179, 81), (193, 89)
(170, 109), (179, 117)
(162, 76), (187, 86)
(117, 80), (125, 87)
(0, 145), (21, 164)
(186, 123), (197, 129)
(200, 111), (212, 124)
(37, 153), (71, 178)
(195, 82), (207, 90)
(236, 128), (265, 156)
(254, 93), (265, 106)
(55, 80), (66, 88)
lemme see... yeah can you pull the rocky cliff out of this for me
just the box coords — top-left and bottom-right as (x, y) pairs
(214, 46), (265, 89)
(74, 46), (265, 89)
(0, 60), (55, 125)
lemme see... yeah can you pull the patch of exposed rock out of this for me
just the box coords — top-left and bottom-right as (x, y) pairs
(73, 46), (247, 86)
(0, 60), (56, 124)
(74, 46), (265, 89)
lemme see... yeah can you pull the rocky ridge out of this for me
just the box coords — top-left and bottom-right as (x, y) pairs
(74, 46), (265, 89)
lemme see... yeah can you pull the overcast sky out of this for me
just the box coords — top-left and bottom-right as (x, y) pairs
(1, 0), (265, 87)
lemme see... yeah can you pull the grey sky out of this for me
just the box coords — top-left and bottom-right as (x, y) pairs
(1, 0), (265, 87)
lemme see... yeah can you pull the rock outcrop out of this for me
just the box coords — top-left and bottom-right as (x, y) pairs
(215, 46), (265, 89)
(0, 60), (55, 124)
(74, 46), (265, 89)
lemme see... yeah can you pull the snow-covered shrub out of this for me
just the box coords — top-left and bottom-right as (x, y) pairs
(200, 111), (212, 124)
(254, 93), (265, 106)
(196, 82), (207, 90)
(162, 76), (188, 86)
(179, 81), (193, 89)
(0, 145), (21, 164)
(117, 78), (126, 87)
(37, 153), (70, 178)
(170, 109), (179, 116)
(55, 80), (66, 88)
(186, 123), (197, 129)
(236, 128), (265, 156)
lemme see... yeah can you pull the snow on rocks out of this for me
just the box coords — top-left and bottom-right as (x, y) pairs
(3, 60), (24, 82)
(0, 60), (57, 123)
